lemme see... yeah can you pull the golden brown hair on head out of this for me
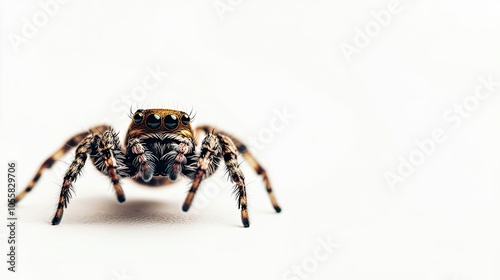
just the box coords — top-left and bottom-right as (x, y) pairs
(127, 109), (193, 139)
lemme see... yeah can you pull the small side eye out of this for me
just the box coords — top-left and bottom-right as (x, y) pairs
(133, 112), (144, 123)
(181, 114), (190, 125)
(164, 114), (178, 129)
(146, 114), (161, 129)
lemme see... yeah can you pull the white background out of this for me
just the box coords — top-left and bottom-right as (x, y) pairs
(1, 1), (500, 279)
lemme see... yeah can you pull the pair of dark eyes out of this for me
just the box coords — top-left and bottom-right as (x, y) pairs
(133, 113), (190, 129)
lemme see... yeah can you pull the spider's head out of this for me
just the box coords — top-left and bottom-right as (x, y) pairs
(126, 109), (194, 140)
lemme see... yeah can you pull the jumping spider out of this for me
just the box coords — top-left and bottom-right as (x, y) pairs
(15, 109), (281, 227)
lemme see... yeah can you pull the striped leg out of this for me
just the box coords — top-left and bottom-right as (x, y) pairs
(182, 134), (221, 212)
(96, 130), (127, 203)
(52, 134), (95, 225)
(218, 134), (250, 228)
(16, 125), (110, 203)
(196, 125), (282, 213)
(237, 145), (281, 213)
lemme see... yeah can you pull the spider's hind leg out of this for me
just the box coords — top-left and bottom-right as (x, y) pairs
(15, 125), (110, 203)
(196, 125), (282, 213)
(182, 132), (251, 227)
(236, 143), (281, 213)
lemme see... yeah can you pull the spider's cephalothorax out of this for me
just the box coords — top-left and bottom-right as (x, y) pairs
(125, 109), (198, 183)
(15, 109), (281, 227)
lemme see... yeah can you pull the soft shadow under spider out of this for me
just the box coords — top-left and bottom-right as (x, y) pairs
(65, 197), (203, 226)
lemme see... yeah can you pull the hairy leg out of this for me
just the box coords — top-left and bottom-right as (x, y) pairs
(92, 130), (129, 202)
(196, 125), (281, 212)
(182, 134), (221, 211)
(16, 125), (110, 203)
(217, 134), (250, 227)
(183, 130), (252, 227)
(51, 134), (95, 225)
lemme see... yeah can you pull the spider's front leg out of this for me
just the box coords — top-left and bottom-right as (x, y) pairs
(52, 128), (129, 225)
(51, 134), (95, 225)
(92, 130), (129, 203)
(182, 134), (222, 211)
(182, 133), (251, 228)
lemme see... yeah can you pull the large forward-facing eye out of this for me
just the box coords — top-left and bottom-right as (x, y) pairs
(164, 114), (178, 129)
(181, 114), (190, 125)
(146, 114), (161, 129)
(133, 112), (144, 123)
